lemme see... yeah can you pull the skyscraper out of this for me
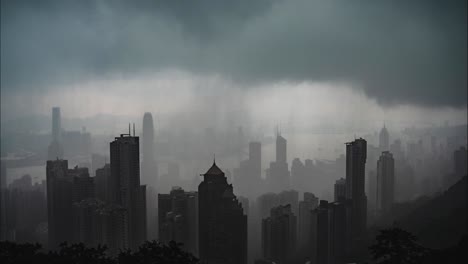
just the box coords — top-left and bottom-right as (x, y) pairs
(267, 134), (290, 192)
(345, 138), (367, 238)
(334, 178), (346, 202)
(142, 113), (158, 240)
(3, 175), (47, 244)
(47, 161), (98, 248)
(69, 167), (95, 245)
(278, 189), (299, 216)
(158, 187), (198, 256)
(328, 200), (350, 264)
(376, 151), (395, 214)
(311, 199), (350, 264)
(48, 107), (64, 160)
(95, 164), (110, 202)
(109, 131), (147, 250)
(276, 135), (287, 163)
(379, 125), (389, 151)
(298, 192), (318, 250)
(46, 159), (73, 248)
(141, 112), (158, 189)
(261, 204), (296, 264)
(315, 200), (330, 264)
(70, 166), (93, 202)
(198, 161), (247, 264)
(52, 107), (61, 142)
(233, 141), (263, 198)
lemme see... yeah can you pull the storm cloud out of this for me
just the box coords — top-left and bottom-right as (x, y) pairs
(1, 0), (466, 107)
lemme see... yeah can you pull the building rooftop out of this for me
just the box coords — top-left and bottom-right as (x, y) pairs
(203, 161), (224, 176)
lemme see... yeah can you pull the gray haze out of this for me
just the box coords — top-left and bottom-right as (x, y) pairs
(1, 0), (466, 107)
(1, 0), (466, 188)
(1, 2), (467, 263)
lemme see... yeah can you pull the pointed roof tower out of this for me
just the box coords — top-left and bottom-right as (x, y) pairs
(379, 123), (390, 150)
(203, 160), (224, 176)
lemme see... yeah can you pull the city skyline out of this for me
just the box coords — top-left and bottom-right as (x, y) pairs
(1, 107), (467, 264)
(1, 1), (467, 263)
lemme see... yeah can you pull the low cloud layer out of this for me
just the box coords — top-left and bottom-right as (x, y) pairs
(1, 0), (466, 107)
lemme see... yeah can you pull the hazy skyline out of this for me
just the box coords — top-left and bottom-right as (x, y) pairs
(1, 2), (467, 263)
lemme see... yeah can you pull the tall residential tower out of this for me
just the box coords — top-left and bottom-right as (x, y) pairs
(198, 161), (247, 264)
(109, 131), (147, 250)
(345, 138), (367, 238)
(376, 151), (395, 214)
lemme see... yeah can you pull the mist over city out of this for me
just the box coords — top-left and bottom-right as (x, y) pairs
(1, 1), (467, 264)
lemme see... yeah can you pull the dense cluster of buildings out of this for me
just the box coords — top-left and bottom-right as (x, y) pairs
(46, 131), (147, 253)
(158, 186), (198, 255)
(44, 108), (249, 263)
(1, 107), (467, 264)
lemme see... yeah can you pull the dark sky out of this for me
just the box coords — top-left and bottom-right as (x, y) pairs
(1, 0), (467, 108)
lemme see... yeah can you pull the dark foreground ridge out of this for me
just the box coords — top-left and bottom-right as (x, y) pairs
(0, 240), (200, 264)
(369, 226), (468, 264)
(2, 230), (467, 264)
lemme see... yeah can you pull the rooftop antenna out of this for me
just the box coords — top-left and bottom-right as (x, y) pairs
(128, 123), (131, 135)
(133, 123), (135, 136)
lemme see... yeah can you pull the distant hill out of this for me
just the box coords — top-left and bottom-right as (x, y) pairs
(398, 175), (467, 249)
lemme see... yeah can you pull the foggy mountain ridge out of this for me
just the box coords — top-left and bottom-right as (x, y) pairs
(398, 175), (468, 249)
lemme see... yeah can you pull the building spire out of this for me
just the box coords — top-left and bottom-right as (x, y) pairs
(213, 154), (216, 165)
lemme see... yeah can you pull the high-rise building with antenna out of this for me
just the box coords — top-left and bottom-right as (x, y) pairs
(109, 130), (147, 250)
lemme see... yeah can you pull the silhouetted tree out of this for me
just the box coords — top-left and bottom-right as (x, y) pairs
(0, 241), (46, 264)
(1, 240), (199, 264)
(118, 240), (199, 264)
(48, 242), (114, 264)
(369, 226), (429, 264)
